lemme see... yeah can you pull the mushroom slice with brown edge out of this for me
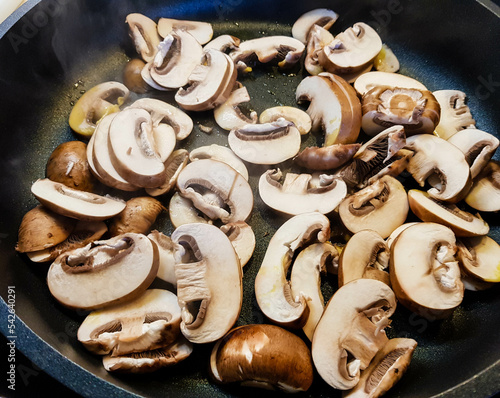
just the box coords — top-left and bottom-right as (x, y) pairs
(339, 176), (409, 239)
(47, 233), (159, 310)
(296, 73), (361, 146)
(259, 169), (347, 215)
(146, 149), (189, 197)
(408, 189), (489, 237)
(385, 222), (419, 249)
(172, 223), (242, 343)
(203, 34), (240, 53)
(312, 279), (396, 390)
(147, 230), (181, 287)
(220, 221), (256, 268)
(433, 90), (475, 140)
(31, 179), (126, 222)
(405, 133), (471, 203)
(259, 106), (312, 135)
(190, 144), (249, 181)
(255, 212), (330, 328)
(169, 192), (213, 228)
(373, 44), (400, 73)
(228, 119), (301, 165)
(176, 159), (253, 223)
(77, 289), (181, 356)
(353, 71), (427, 97)
(290, 242), (338, 340)
(157, 18), (213, 45)
(304, 25), (334, 76)
(109, 197), (165, 237)
(126, 13), (161, 63)
(209, 324), (314, 392)
(213, 84), (257, 131)
(292, 8), (338, 44)
(361, 86), (441, 136)
(447, 128), (499, 179)
(390, 222), (464, 320)
(457, 235), (500, 284)
(338, 230), (390, 287)
(344, 338), (418, 398)
(69, 81), (129, 138)
(465, 160), (500, 212)
(295, 143), (361, 171)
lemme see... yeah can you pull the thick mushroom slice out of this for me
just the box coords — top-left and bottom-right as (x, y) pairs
(31, 179), (126, 222)
(465, 160), (500, 212)
(68, 82), (129, 138)
(213, 84), (257, 131)
(189, 144), (249, 181)
(290, 242), (338, 340)
(312, 279), (396, 390)
(433, 90), (475, 140)
(172, 223), (242, 343)
(176, 159), (253, 223)
(147, 230), (180, 287)
(353, 71), (427, 97)
(47, 233), (159, 310)
(385, 222), (419, 249)
(294, 143), (361, 171)
(457, 236), (500, 283)
(292, 8), (339, 44)
(408, 189), (489, 237)
(390, 222), (464, 319)
(169, 192), (213, 228)
(220, 221), (255, 268)
(296, 73), (362, 146)
(405, 133), (471, 203)
(209, 324), (314, 392)
(204, 35), (240, 52)
(255, 212), (330, 328)
(259, 106), (312, 135)
(259, 169), (347, 215)
(228, 119), (301, 165)
(126, 13), (161, 63)
(157, 18), (213, 45)
(447, 128), (499, 179)
(146, 149), (189, 197)
(339, 176), (409, 239)
(77, 289), (181, 356)
(338, 230), (390, 287)
(304, 25), (334, 76)
(109, 197), (164, 237)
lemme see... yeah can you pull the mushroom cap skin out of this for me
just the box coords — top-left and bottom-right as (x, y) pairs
(77, 289), (181, 356)
(304, 24), (335, 76)
(209, 324), (314, 392)
(47, 233), (159, 311)
(408, 189), (489, 237)
(294, 143), (361, 170)
(296, 73), (362, 146)
(339, 176), (409, 239)
(172, 223), (243, 344)
(255, 212), (330, 328)
(390, 222), (464, 320)
(312, 279), (396, 390)
(457, 235), (500, 283)
(176, 159), (253, 224)
(146, 149), (190, 197)
(31, 178), (126, 222)
(123, 59), (149, 94)
(292, 8), (339, 44)
(168, 192), (213, 228)
(220, 221), (256, 267)
(433, 90), (475, 140)
(259, 106), (312, 135)
(353, 71), (427, 97)
(126, 13), (161, 63)
(405, 133), (472, 203)
(258, 169), (347, 215)
(213, 84), (257, 131)
(147, 230), (180, 287)
(157, 18), (213, 45)
(109, 197), (165, 237)
(189, 144), (249, 181)
(465, 160), (500, 212)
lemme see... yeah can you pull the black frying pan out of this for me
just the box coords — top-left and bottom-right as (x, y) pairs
(1, 0), (499, 397)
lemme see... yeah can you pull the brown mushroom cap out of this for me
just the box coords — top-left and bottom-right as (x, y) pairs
(294, 143), (361, 170)
(123, 59), (149, 94)
(465, 160), (500, 212)
(109, 197), (165, 237)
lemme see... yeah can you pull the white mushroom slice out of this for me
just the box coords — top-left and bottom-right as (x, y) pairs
(77, 289), (181, 356)
(385, 222), (419, 249)
(255, 212), (330, 328)
(172, 223), (242, 343)
(290, 242), (338, 340)
(220, 221), (256, 267)
(457, 236), (500, 283)
(373, 44), (400, 73)
(169, 192), (213, 228)
(465, 160), (500, 212)
(31, 179), (125, 222)
(304, 24), (334, 76)
(146, 149), (189, 197)
(433, 90), (475, 140)
(203, 34), (240, 52)
(213, 85), (257, 131)
(312, 279), (396, 390)
(259, 106), (312, 135)
(176, 159), (253, 223)
(126, 13), (161, 63)
(447, 128), (499, 179)
(405, 134), (472, 203)
(47, 233), (159, 310)
(292, 8), (339, 44)
(296, 73), (361, 146)
(228, 119), (301, 165)
(141, 61), (170, 91)
(259, 169), (347, 215)
(147, 231), (180, 287)
(190, 144), (249, 181)
(157, 18), (213, 45)
(353, 71), (427, 97)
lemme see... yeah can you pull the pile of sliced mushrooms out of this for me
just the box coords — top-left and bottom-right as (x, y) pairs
(15, 7), (500, 396)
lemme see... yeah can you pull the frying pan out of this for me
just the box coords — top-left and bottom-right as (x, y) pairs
(1, 0), (499, 397)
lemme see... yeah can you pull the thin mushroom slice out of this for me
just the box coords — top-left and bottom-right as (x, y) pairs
(353, 71), (427, 97)
(109, 197), (165, 237)
(373, 44), (400, 73)
(433, 90), (475, 140)
(157, 18), (213, 45)
(220, 221), (256, 267)
(147, 230), (181, 287)
(214, 84), (257, 131)
(259, 106), (312, 135)
(189, 144), (249, 181)
(255, 212), (330, 328)
(204, 35), (241, 52)
(292, 8), (339, 44)
(294, 143), (361, 171)
(465, 160), (500, 212)
(305, 24), (334, 76)
(169, 192), (213, 228)
(457, 236), (500, 284)
(126, 13), (161, 63)
(146, 149), (189, 197)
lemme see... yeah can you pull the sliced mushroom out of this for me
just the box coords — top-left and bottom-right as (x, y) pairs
(338, 230), (390, 287)
(220, 221), (256, 267)
(157, 18), (213, 45)
(385, 222), (419, 249)
(339, 176), (409, 239)
(147, 230), (180, 287)
(312, 279), (396, 390)
(31, 179), (126, 222)
(213, 84), (257, 131)
(304, 24), (334, 76)
(47, 233), (159, 310)
(373, 44), (400, 73)
(189, 144), (249, 181)
(123, 59), (149, 94)
(169, 192), (213, 228)
(255, 212), (330, 328)
(465, 160), (500, 212)
(259, 169), (347, 215)
(390, 222), (464, 319)
(296, 73), (362, 146)
(259, 106), (312, 135)
(408, 189), (489, 237)
(204, 34), (240, 52)
(228, 119), (301, 165)
(457, 236), (500, 283)
(292, 8), (338, 44)
(433, 90), (475, 140)
(353, 71), (427, 97)
(146, 149), (189, 197)
(68, 82), (129, 138)
(209, 324), (314, 392)
(126, 13), (161, 63)
(172, 223), (242, 343)
(294, 143), (361, 170)
(109, 197), (164, 237)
